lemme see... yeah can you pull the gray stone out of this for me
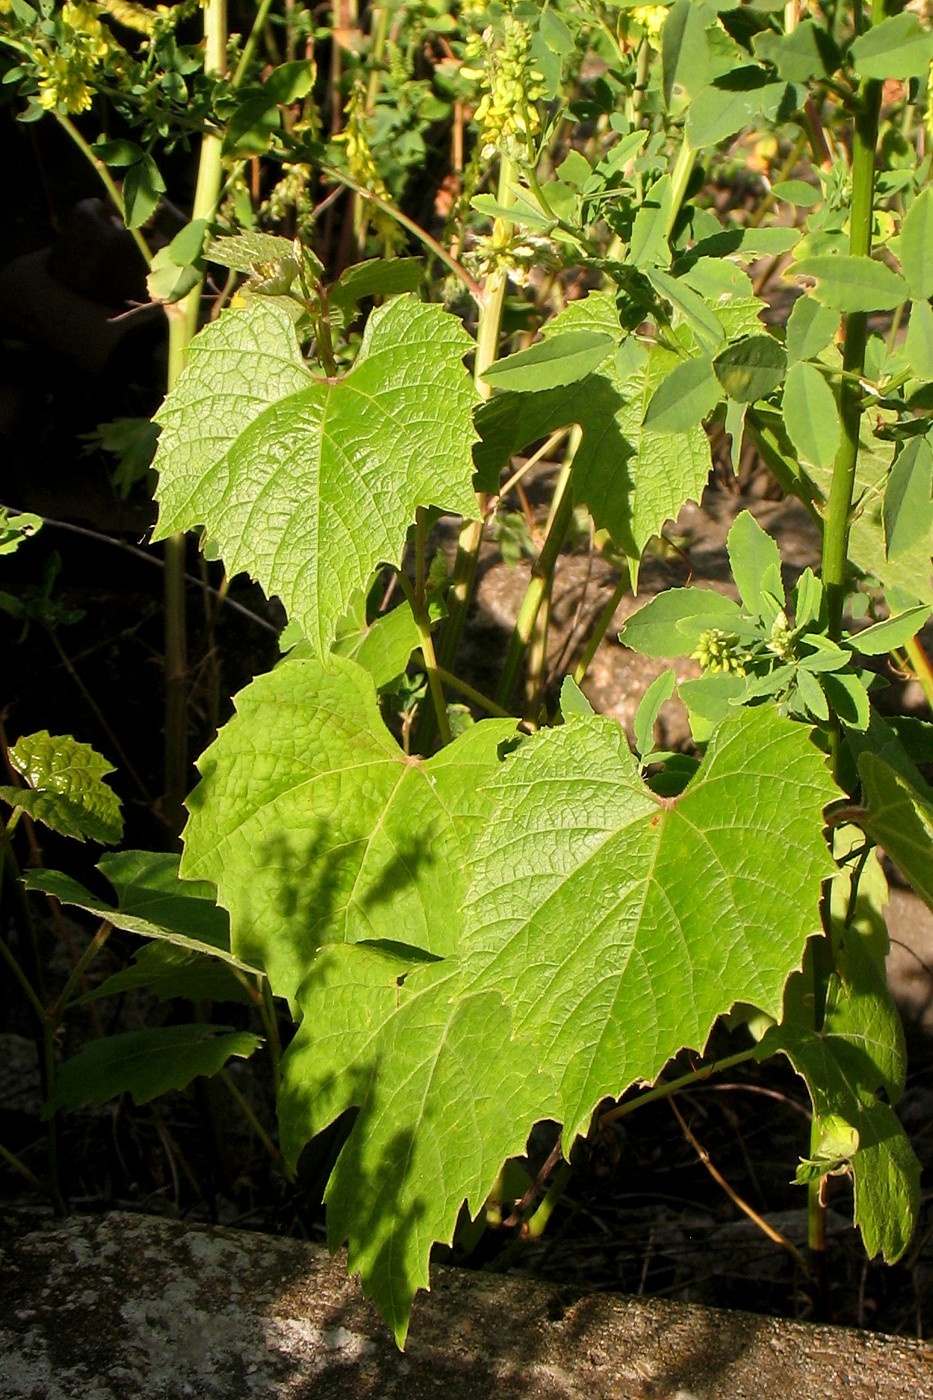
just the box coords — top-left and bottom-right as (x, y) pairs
(3, 1210), (932, 1399)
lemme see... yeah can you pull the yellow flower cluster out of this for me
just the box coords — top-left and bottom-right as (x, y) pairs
(35, 2), (113, 114)
(630, 5), (669, 45)
(334, 81), (406, 251)
(692, 628), (752, 676)
(464, 15), (548, 161)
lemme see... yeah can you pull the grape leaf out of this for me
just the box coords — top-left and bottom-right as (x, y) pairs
(152, 297), (479, 655)
(460, 706), (838, 1139)
(180, 653), (516, 1004)
(45, 1025), (262, 1113)
(474, 294), (711, 572)
(0, 732), (122, 845)
(279, 946), (558, 1346)
(763, 932), (920, 1263)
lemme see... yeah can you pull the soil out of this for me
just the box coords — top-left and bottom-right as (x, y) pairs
(2, 111), (933, 1346)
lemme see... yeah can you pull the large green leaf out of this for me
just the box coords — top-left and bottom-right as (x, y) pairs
(764, 932), (920, 1263)
(180, 653), (516, 1004)
(474, 294), (711, 570)
(152, 297), (479, 655)
(279, 947), (558, 1347)
(46, 1025), (262, 1112)
(460, 706), (838, 1139)
(0, 732), (122, 845)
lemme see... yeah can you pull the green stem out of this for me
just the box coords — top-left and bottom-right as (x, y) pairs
(51, 921), (111, 1019)
(431, 154), (516, 698)
(218, 1068), (283, 1166)
(599, 1047), (760, 1128)
(665, 137), (696, 240)
(820, 29), (883, 640)
(905, 636), (933, 713)
(434, 667), (513, 719)
(524, 1162), (572, 1241)
(161, 0), (229, 839)
(233, 0), (276, 86)
(53, 112), (153, 268)
(495, 457), (575, 711)
(397, 572), (452, 747)
(572, 571), (630, 688)
(0, 1137), (42, 1191)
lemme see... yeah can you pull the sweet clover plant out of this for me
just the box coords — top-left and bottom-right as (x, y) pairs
(2, 0), (933, 1348)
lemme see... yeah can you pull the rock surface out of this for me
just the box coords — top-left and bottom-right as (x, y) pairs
(3, 1209), (932, 1399)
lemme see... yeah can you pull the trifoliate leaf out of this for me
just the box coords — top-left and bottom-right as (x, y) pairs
(905, 298), (933, 381)
(713, 335), (786, 403)
(884, 437), (933, 562)
(785, 295), (839, 362)
(153, 297), (479, 656)
(850, 12), (933, 81)
(633, 669), (676, 759)
(619, 586), (743, 657)
(782, 361), (841, 469)
(643, 355), (721, 432)
(180, 653), (516, 1004)
(481, 330), (615, 393)
(726, 510), (784, 618)
(0, 731), (122, 844)
(790, 256), (910, 314)
(461, 706), (838, 1140)
(899, 189), (933, 302)
(45, 1025), (262, 1113)
(474, 294), (711, 572)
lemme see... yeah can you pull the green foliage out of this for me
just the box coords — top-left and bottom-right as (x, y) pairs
(0, 732), (122, 844)
(3, 0), (933, 1349)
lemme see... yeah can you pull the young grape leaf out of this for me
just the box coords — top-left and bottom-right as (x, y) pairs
(279, 946), (558, 1347)
(23, 850), (251, 968)
(180, 653), (516, 1004)
(0, 732), (122, 845)
(45, 1025), (262, 1113)
(331, 593), (421, 690)
(763, 932), (919, 1263)
(460, 706), (838, 1140)
(152, 297), (479, 656)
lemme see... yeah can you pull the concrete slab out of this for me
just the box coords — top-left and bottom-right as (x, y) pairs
(3, 1210), (931, 1399)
